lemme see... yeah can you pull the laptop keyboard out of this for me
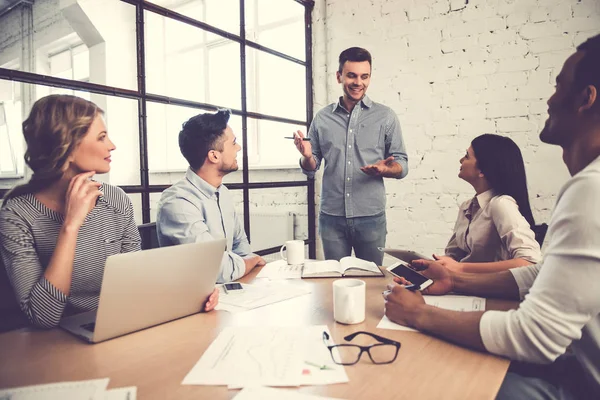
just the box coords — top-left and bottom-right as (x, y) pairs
(81, 322), (96, 332)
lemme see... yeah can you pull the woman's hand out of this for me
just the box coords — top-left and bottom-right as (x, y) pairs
(204, 288), (219, 312)
(433, 254), (465, 272)
(63, 171), (102, 230)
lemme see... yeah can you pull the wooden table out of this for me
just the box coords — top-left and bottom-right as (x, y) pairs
(0, 269), (512, 399)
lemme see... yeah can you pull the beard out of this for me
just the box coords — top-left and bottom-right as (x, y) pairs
(221, 161), (239, 174)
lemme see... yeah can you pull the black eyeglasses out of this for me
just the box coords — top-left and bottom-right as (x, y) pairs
(322, 331), (401, 365)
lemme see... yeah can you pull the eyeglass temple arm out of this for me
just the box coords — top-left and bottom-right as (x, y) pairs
(344, 331), (400, 345)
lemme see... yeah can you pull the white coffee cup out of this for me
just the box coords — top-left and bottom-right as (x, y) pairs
(280, 240), (305, 265)
(333, 279), (366, 325)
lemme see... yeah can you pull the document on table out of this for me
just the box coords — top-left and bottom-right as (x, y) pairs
(215, 281), (311, 313)
(0, 378), (136, 400)
(378, 295), (486, 332)
(182, 325), (348, 388)
(256, 259), (304, 279)
(233, 386), (345, 400)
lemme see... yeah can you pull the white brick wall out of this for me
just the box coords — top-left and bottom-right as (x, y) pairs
(313, 0), (600, 255)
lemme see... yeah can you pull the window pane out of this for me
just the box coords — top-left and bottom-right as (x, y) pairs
(49, 50), (72, 78)
(90, 95), (141, 186)
(246, 47), (306, 121)
(145, 12), (206, 103)
(248, 187), (309, 253)
(246, 117), (309, 182)
(207, 41), (241, 109)
(149, 0), (239, 37)
(147, 102), (244, 185)
(72, 45), (89, 81)
(0, 81), (24, 177)
(245, 0), (305, 61)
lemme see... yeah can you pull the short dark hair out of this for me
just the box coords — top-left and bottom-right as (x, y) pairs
(575, 34), (600, 111)
(178, 109), (230, 170)
(338, 47), (372, 74)
(471, 134), (535, 227)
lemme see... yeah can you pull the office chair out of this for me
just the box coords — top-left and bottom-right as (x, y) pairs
(138, 222), (160, 250)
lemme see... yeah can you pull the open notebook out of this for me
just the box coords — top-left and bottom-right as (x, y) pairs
(301, 256), (384, 278)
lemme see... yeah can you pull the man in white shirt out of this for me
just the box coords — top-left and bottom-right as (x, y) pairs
(384, 34), (600, 399)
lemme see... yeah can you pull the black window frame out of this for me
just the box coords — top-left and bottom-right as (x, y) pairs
(0, 0), (316, 258)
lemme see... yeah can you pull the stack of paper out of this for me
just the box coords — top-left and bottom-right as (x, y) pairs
(182, 325), (348, 388)
(378, 295), (486, 332)
(215, 281), (311, 313)
(0, 378), (136, 399)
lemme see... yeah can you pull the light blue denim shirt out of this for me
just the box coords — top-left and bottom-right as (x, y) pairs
(156, 168), (251, 283)
(301, 96), (408, 218)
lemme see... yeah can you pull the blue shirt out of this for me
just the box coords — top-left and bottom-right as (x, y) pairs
(156, 168), (251, 283)
(301, 96), (408, 218)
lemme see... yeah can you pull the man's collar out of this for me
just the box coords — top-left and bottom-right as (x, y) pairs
(185, 167), (220, 197)
(332, 95), (372, 113)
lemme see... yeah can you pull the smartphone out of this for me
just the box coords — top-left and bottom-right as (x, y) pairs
(386, 262), (433, 291)
(223, 282), (244, 294)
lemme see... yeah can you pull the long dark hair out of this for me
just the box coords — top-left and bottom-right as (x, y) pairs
(471, 134), (535, 227)
(2, 95), (102, 205)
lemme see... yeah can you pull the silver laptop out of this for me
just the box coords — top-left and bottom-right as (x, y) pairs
(60, 239), (226, 343)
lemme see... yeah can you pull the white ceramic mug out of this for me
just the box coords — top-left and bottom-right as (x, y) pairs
(280, 240), (305, 265)
(333, 279), (366, 325)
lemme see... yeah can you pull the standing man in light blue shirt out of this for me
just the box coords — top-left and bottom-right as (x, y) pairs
(157, 109), (265, 283)
(293, 47), (408, 265)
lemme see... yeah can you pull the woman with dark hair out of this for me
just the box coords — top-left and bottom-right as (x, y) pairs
(435, 134), (542, 273)
(0, 95), (218, 328)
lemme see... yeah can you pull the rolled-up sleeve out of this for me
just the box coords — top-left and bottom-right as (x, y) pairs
(0, 208), (68, 328)
(300, 115), (322, 179)
(157, 199), (244, 283)
(490, 196), (542, 263)
(384, 111), (408, 179)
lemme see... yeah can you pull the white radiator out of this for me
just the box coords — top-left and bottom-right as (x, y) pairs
(249, 212), (295, 252)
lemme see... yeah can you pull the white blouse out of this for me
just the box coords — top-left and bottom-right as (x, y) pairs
(445, 190), (542, 264)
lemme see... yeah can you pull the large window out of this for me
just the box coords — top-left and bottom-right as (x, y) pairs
(0, 60), (23, 178)
(0, 0), (316, 257)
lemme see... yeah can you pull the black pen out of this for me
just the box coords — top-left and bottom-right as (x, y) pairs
(284, 136), (311, 141)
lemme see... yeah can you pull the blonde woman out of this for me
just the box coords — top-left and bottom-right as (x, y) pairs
(0, 95), (217, 328)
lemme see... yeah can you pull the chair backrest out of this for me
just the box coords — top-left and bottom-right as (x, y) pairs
(0, 257), (27, 332)
(532, 223), (549, 248)
(138, 222), (160, 250)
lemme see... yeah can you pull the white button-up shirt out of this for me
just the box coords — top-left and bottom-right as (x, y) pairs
(445, 189), (542, 264)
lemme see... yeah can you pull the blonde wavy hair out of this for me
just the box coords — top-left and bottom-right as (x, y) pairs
(2, 94), (103, 204)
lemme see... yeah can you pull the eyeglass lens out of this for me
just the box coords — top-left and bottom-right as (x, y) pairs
(331, 343), (398, 364)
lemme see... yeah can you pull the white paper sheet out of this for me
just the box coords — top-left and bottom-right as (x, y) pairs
(215, 282), (311, 311)
(182, 325), (348, 388)
(233, 386), (345, 400)
(377, 295), (486, 332)
(105, 386), (137, 400)
(182, 326), (306, 387)
(0, 379), (110, 400)
(256, 259), (304, 279)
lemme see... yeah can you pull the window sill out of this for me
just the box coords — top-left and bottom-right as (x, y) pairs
(150, 164), (299, 174)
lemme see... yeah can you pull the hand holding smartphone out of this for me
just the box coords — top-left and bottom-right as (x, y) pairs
(386, 261), (433, 291)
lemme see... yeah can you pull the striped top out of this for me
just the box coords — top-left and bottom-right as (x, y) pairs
(0, 183), (141, 328)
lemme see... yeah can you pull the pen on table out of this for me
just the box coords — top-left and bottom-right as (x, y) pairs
(284, 136), (311, 141)
(305, 360), (334, 370)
